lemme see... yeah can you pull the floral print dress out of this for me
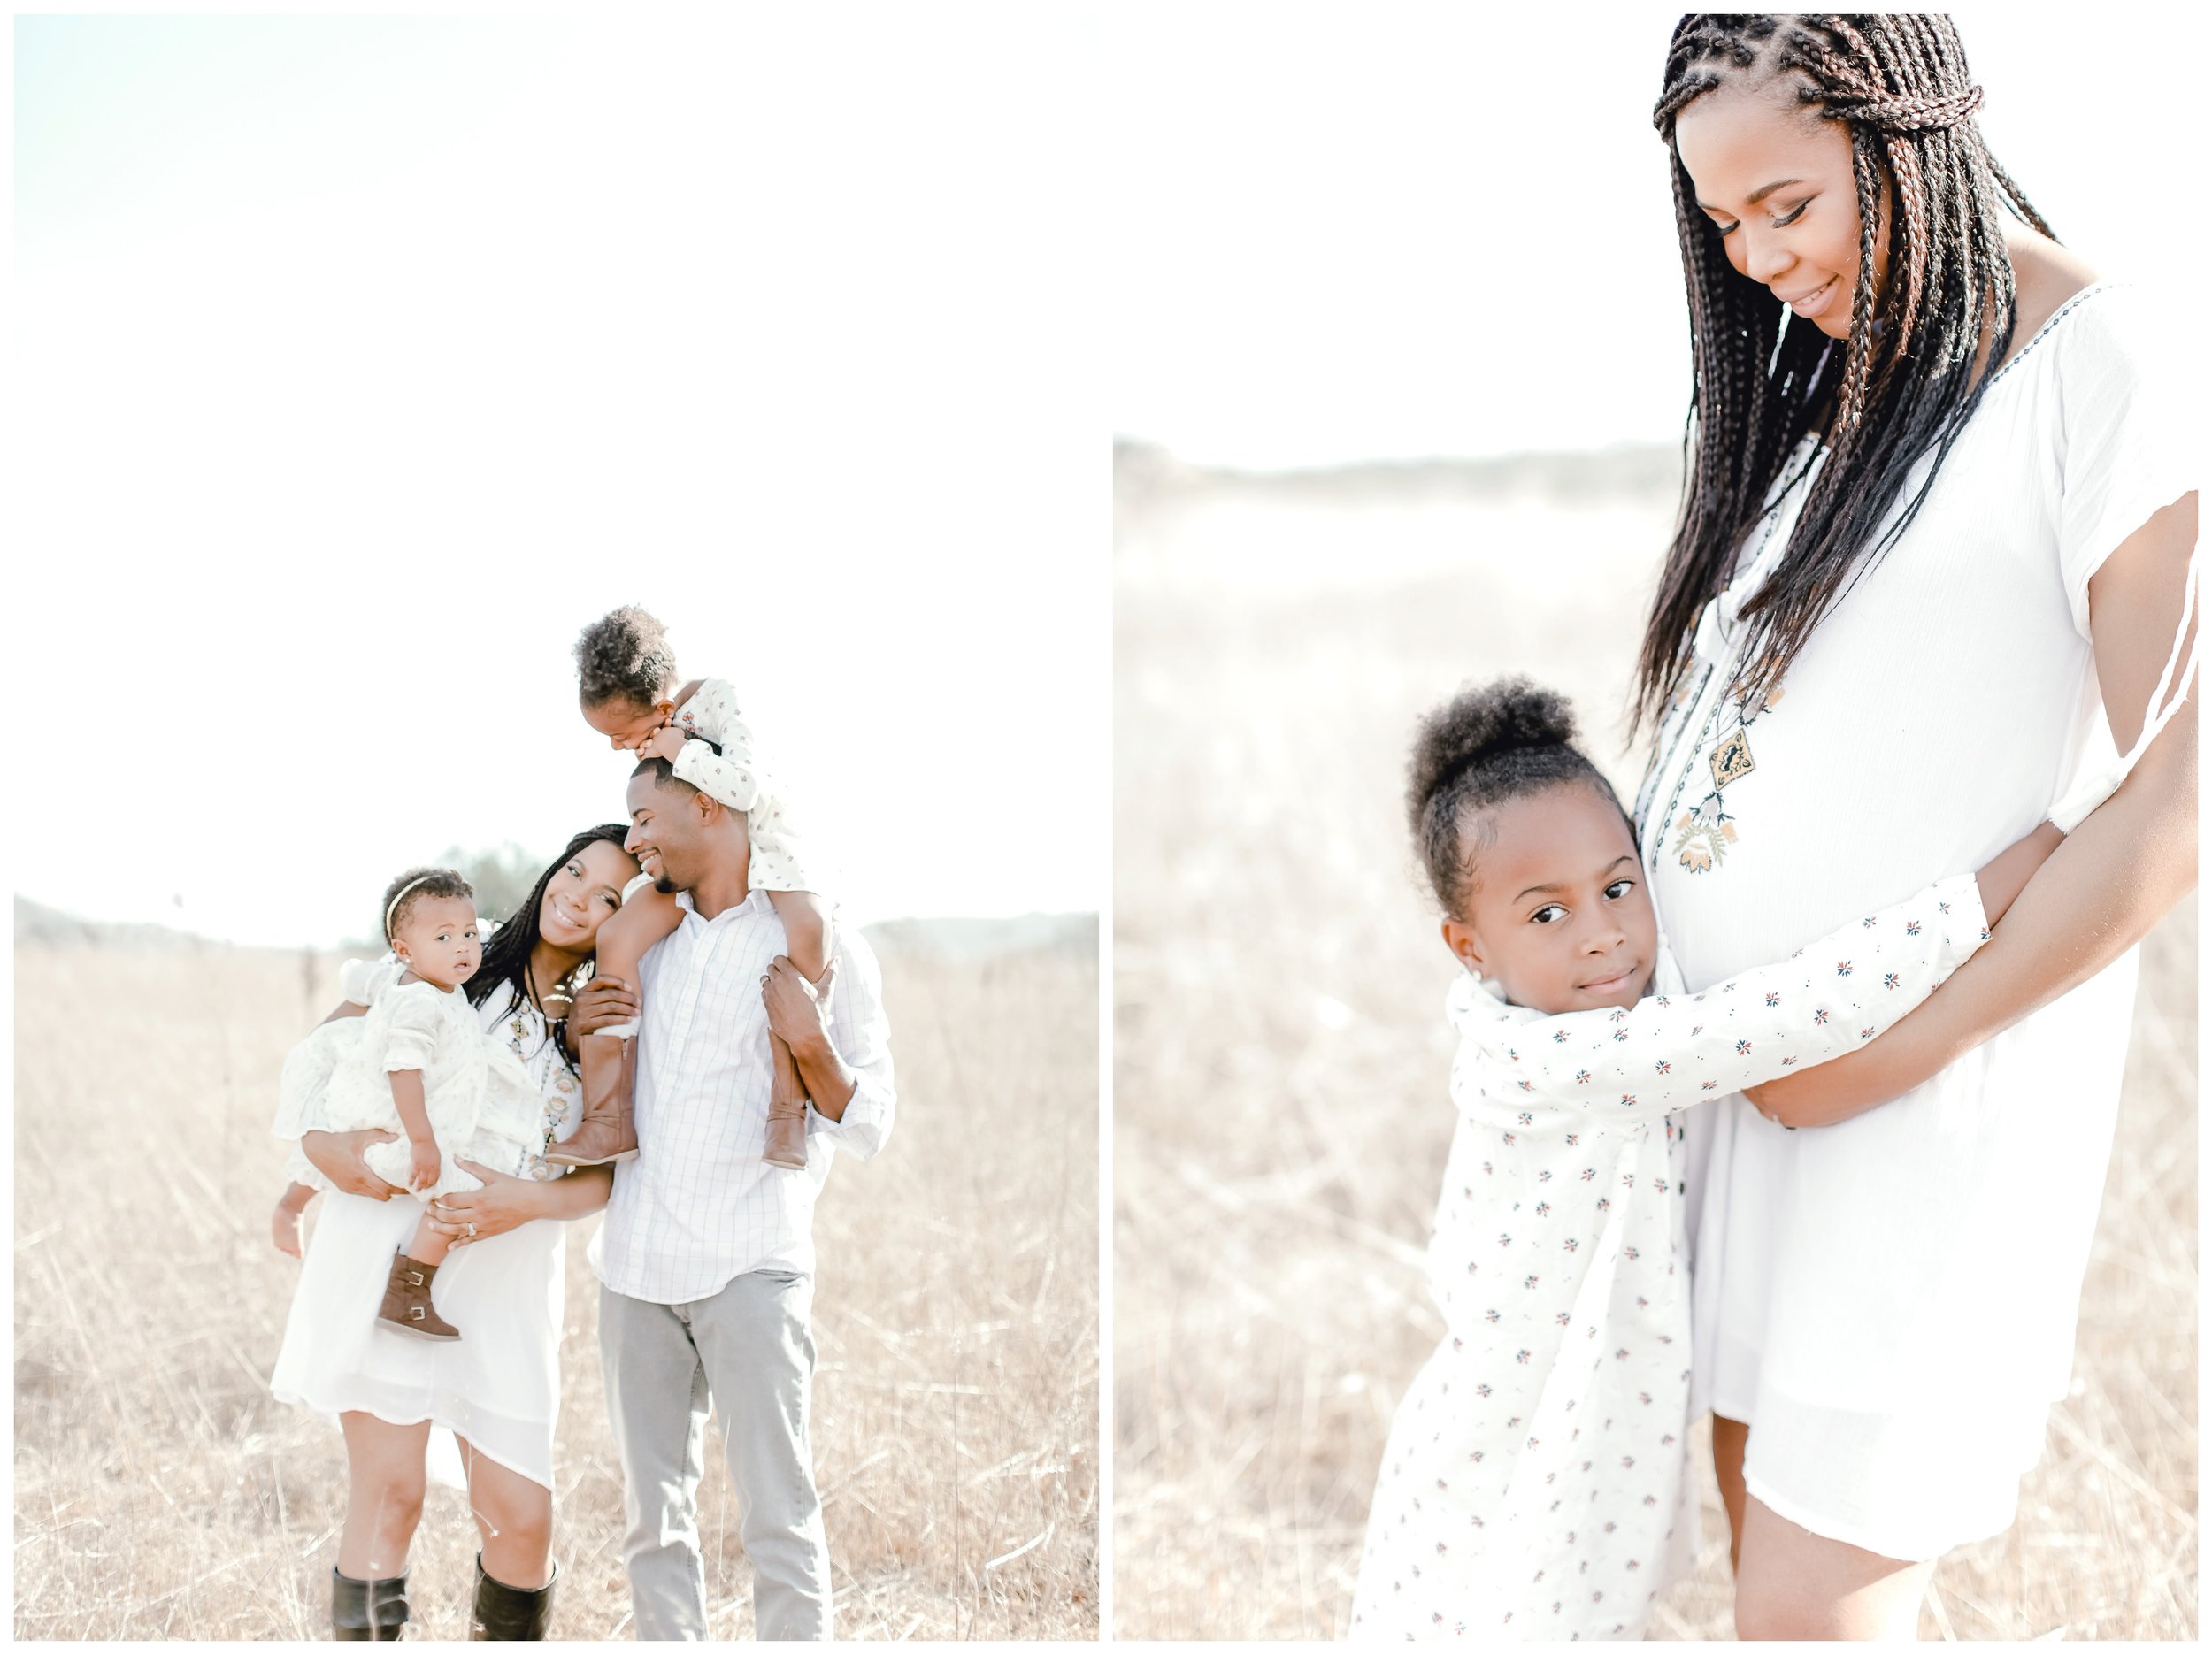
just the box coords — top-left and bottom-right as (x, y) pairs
(667, 676), (825, 896)
(1350, 875), (1988, 1641)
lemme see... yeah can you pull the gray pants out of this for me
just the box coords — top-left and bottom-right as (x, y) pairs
(598, 1273), (833, 1641)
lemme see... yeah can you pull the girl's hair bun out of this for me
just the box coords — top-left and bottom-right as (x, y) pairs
(575, 606), (678, 708)
(1407, 676), (1618, 918)
(1408, 677), (1577, 816)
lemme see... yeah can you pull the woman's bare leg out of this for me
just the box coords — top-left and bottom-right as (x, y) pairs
(337, 1414), (431, 1579)
(1734, 1493), (1936, 1640)
(1712, 1413), (1750, 1575)
(459, 1437), (554, 1590)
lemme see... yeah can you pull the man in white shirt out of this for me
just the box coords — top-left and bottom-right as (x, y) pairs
(597, 756), (895, 1640)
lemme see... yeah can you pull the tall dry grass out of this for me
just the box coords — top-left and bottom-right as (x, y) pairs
(12, 928), (1098, 1640)
(1112, 456), (2196, 1640)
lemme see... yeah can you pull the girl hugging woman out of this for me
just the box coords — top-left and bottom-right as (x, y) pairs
(1349, 678), (2059, 1641)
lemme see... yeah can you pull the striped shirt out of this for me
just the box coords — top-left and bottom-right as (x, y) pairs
(596, 886), (895, 1302)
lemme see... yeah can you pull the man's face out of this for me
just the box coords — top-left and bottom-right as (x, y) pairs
(625, 769), (699, 893)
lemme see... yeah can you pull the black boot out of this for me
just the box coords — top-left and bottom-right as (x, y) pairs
(469, 1554), (557, 1641)
(332, 1566), (410, 1639)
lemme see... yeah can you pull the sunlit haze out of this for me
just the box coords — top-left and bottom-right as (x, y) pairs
(12, 12), (1097, 947)
(1110, 7), (2206, 468)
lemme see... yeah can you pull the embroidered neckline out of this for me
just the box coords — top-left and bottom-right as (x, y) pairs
(1985, 280), (2118, 392)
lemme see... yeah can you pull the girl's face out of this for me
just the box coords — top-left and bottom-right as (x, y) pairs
(1673, 79), (1886, 342)
(582, 692), (676, 753)
(1441, 784), (1658, 1015)
(537, 839), (641, 953)
(392, 894), (483, 990)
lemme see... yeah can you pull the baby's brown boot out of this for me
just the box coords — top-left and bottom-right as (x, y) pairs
(379, 1250), (460, 1342)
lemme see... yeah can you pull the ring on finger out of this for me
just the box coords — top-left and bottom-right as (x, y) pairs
(467, 1222), (479, 1238)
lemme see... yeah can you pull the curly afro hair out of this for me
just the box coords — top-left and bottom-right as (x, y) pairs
(575, 605), (679, 709)
(1408, 676), (1625, 919)
(380, 865), (475, 941)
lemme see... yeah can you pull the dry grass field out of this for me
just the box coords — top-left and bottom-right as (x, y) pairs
(13, 918), (1098, 1641)
(1112, 448), (2197, 1640)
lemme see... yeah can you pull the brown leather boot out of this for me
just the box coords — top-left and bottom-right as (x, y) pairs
(379, 1250), (460, 1342)
(764, 1034), (810, 1170)
(546, 1032), (639, 1167)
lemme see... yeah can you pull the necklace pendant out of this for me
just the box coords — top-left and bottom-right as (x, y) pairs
(1709, 726), (1755, 790)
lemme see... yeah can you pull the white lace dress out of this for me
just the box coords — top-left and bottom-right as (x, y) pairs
(300, 967), (540, 1200)
(268, 977), (590, 1490)
(1636, 282), (2198, 1559)
(667, 676), (825, 895)
(1350, 877), (1987, 1641)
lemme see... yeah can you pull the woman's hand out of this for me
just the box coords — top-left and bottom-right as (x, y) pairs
(425, 1161), (542, 1248)
(300, 1129), (410, 1200)
(425, 1160), (597, 1246)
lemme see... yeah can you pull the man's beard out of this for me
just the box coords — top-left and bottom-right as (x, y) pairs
(654, 875), (677, 895)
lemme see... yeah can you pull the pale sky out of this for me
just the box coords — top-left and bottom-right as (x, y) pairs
(12, 11), (1100, 947)
(1109, 7), (2208, 468)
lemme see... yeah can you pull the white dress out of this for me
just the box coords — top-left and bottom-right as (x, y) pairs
(303, 962), (542, 1201)
(268, 978), (591, 1490)
(1350, 877), (1987, 1641)
(1636, 282), (2199, 1559)
(667, 676), (825, 895)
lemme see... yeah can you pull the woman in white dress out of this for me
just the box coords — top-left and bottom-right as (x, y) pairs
(1638, 16), (2196, 1639)
(271, 824), (646, 1639)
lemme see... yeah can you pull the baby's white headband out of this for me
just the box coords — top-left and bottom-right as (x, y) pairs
(384, 874), (441, 939)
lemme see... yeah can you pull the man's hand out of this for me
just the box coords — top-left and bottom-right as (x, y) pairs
(762, 954), (835, 1054)
(569, 975), (641, 1051)
(299, 1129), (409, 1200)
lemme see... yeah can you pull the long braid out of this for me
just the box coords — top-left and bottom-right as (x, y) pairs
(1638, 14), (2053, 733)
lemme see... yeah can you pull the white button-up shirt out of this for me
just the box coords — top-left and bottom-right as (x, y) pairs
(596, 887), (895, 1303)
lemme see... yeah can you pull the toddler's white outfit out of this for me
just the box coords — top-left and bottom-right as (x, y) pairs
(667, 678), (824, 896)
(1350, 874), (1988, 1641)
(279, 958), (540, 1199)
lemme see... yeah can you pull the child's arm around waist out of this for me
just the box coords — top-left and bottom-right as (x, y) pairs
(1468, 869), (1996, 1127)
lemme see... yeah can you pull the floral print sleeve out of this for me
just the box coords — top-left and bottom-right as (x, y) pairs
(1464, 873), (1990, 1128)
(669, 677), (765, 814)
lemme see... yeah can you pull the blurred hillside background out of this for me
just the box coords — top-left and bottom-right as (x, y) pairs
(1110, 442), (2196, 1640)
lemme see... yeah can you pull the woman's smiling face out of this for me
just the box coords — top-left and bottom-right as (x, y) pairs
(1673, 79), (1884, 341)
(537, 838), (640, 952)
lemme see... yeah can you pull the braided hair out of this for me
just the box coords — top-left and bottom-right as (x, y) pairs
(1638, 14), (2055, 735)
(468, 823), (635, 1073)
(1409, 678), (1626, 920)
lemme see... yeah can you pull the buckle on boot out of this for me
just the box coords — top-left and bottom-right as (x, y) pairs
(409, 1306), (426, 1322)
(405, 1270), (426, 1287)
